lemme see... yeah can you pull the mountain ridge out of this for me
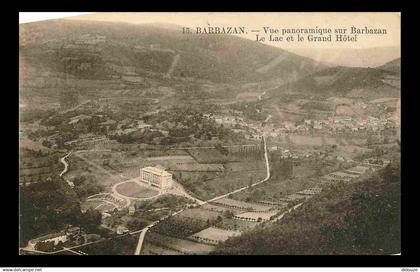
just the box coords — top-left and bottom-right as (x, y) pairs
(20, 19), (326, 84)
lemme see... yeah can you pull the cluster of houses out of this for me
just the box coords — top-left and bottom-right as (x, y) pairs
(263, 116), (396, 139)
(272, 147), (349, 162)
(109, 119), (156, 136)
(208, 114), (263, 140)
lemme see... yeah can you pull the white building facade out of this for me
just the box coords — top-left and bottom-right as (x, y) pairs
(139, 166), (173, 190)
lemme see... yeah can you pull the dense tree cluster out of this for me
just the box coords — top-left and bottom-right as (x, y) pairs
(143, 107), (236, 144)
(229, 101), (265, 121)
(270, 152), (294, 180)
(79, 234), (138, 255)
(35, 240), (60, 252)
(152, 217), (209, 238)
(19, 149), (64, 184)
(110, 128), (163, 145)
(72, 175), (105, 200)
(20, 180), (102, 247)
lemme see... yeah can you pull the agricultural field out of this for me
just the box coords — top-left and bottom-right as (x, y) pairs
(223, 161), (266, 172)
(186, 149), (240, 164)
(214, 218), (259, 232)
(291, 164), (317, 178)
(176, 207), (221, 222)
(142, 242), (182, 255)
(189, 227), (242, 245)
(152, 215), (210, 239)
(169, 163), (224, 172)
(231, 176), (320, 203)
(145, 155), (195, 169)
(289, 135), (324, 146)
(234, 210), (280, 222)
(177, 167), (267, 201)
(146, 155), (194, 162)
(19, 148), (65, 184)
(212, 198), (273, 212)
(200, 203), (244, 215)
(273, 134), (369, 149)
(144, 231), (215, 255)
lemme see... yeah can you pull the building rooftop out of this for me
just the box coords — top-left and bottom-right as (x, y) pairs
(141, 166), (172, 177)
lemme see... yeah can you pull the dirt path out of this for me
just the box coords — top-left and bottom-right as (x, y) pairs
(165, 54), (180, 78)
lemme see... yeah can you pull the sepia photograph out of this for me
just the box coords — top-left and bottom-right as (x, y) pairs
(18, 12), (401, 256)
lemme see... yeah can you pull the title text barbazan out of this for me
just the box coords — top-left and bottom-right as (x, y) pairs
(196, 26), (246, 34)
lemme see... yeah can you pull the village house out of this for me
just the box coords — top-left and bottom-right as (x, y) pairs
(27, 226), (82, 250)
(117, 225), (130, 235)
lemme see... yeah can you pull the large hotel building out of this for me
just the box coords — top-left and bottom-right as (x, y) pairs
(139, 166), (173, 190)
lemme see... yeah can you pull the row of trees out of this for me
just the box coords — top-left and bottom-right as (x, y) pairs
(270, 152), (294, 180)
(152, 217), (209, 238)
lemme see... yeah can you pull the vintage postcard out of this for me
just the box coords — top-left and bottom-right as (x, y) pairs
(19, 12), (401, 255)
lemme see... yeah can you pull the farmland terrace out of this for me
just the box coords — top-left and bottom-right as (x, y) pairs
(141, 155), (391, 254)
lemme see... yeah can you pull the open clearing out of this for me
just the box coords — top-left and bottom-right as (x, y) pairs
(115, 181), (160, 198)
(290, 135), (324, 146)
(176, 208), (221, 222)
(189, 227), (241, 244)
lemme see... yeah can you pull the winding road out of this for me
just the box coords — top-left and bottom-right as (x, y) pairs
(59, 151), (75, 188)
(59, 152), (72, 177)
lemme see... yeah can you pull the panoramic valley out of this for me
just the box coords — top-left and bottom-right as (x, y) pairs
(19, 17), (401, 255)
